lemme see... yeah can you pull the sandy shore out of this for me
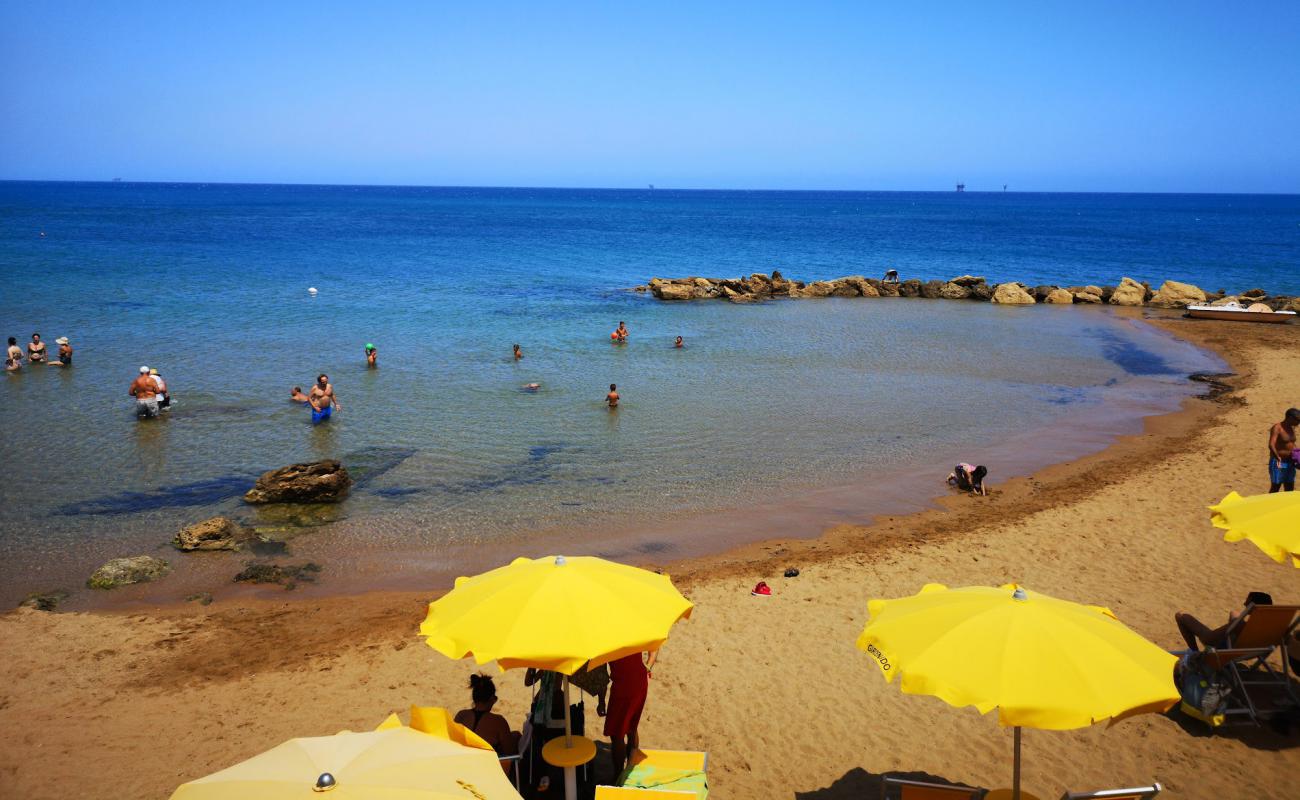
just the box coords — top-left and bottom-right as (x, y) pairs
(1, 314), (1297, 799)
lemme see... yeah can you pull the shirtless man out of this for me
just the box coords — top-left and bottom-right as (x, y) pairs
(309, 374), (340, 424)
(27, 333), (46, 363)
(1268, 408), (1299, 492)
(6, 337), (23, 371)
(674, 336), (684, 348)
(129, 366), (159, 418)
(290, 386), (311, 403)
(606, 383), (620, 409)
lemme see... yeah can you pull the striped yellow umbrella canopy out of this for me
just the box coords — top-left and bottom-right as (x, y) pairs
(169, 722), (520, 799)
(420, 555), (693, 674)
(857, 583), (1178, 799)
(1211, 490), (1300, 567)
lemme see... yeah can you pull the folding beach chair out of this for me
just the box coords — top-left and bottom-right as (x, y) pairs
(1059, 784), (1161, 800)
(1183, 603), (1300, 725)
(881, 775), (985, 800)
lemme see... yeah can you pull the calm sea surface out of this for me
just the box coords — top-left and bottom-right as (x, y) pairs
(3, 183), (1295, 606)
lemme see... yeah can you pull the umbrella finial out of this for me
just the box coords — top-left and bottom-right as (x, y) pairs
(1012, 587), (1028, 601)
(314, 772), (337, 792)
(554, 555), (567, 566)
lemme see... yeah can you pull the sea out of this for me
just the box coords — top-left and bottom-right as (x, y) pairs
(2, 183), (1297, 607)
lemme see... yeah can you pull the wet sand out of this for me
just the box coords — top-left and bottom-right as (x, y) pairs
(1, 315), (1297, 799)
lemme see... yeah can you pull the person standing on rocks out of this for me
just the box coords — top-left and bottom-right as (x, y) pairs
(1268, 408), (1298, 492)
(309, 374), (340, 424)
(129, 366), (160, 418)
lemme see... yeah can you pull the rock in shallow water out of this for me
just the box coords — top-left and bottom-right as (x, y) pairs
(173, 516), (253, 551)
(88, 556), (171, 589)
(991, 283), (1036, 305)
(234, 562), (322, 590)
(244, 461), (352, 504)
(19, 589), (71, 611)
(1108, 276), (1146, 306)
(1148, 280), (1207, 309)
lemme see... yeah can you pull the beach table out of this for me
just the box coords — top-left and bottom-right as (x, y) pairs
(542, 734), (596, 800)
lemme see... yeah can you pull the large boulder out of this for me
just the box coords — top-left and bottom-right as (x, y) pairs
(1210, 295), (1241, 307)
(1108, 277), (1146, 306)
(939, 282), (972, 300)
(88, 556), (171, 589)
(1071, 285), (1104, 304)
(1149, 280), (1206, 308)
(919, 280), (946, 299)
(722, 286), (758, 303)
(1044, 288), (1075, 304)
(968, 283), (994, 301)
(1286, 297), (1300, 313)
(1031, 285), (1058, 303)
(652, 283), (696, 301)
(991, 283), (1036, 305)
(245, 461), (353, 504)
(828, 277), (863, 297)
(801, 281), (835, 298)
(173, 516), (254, 551)
(898, 279), (922, 298)
(950, 275), (986, 288)
(876, 280), (901, 297)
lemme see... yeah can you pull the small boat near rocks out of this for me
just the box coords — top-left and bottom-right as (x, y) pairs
(1185, 301), (1296, 324)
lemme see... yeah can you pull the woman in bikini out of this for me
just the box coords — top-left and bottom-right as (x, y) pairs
(453, 674), (519, 760)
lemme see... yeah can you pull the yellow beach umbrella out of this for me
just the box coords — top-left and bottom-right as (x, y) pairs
(857, 583), (1178, 799)
(420, 555), (694, 674)
(169, 722), (521, 799)
(1210, 490), (1300, 567)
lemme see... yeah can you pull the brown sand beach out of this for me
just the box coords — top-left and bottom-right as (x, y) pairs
(1, 315), (1297, 799)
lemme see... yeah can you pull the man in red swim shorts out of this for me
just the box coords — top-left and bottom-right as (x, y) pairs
(605, 651), (656, 775)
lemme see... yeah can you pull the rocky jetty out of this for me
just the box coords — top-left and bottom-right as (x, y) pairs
(87, 556), (171, 589)
(244, 460), (352, 504)
(636, 272), (1296, 312)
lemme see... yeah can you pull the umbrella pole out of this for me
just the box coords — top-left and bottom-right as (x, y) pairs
(564, 675), (573, 747)
(1013, 726), (1021, 800)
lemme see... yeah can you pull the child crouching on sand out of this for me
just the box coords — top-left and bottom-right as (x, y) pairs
(948, 463), (989, 495)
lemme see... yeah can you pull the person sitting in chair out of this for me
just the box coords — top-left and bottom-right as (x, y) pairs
(1175, 591), (1273, 651)
(454, 673), (519, 759)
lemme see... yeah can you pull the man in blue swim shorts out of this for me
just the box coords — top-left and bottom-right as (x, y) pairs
(308, 373), (340, 425)
(1268, 407), (1298, 492)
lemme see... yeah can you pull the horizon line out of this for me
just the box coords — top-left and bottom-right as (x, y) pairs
(1, 178), (1297, 197)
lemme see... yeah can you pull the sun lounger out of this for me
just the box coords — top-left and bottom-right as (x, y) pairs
(596, 749), (708, 800)
(1206, 604), (1299, 724)
(1059, 784), (1161, 800)
(881, 775), (984, 799)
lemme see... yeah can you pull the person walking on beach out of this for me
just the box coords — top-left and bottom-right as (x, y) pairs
(1268, 408), (1299, 492)
(606, 383), (620, 409)
(129, 366), (160, 418)
(605, 651), (655, 775)
(6, 337), (23, 371)
(50, 337), (72, 366)
(365, 343), (377, 368)
(309, 374), (340, 424)
(27, 333), (47, 364)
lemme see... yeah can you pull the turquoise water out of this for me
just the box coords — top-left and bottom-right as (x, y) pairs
(1, 183), (1272, 605)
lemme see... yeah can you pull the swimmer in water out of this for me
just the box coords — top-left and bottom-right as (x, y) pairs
(674, 336), (684, 348)
(616, 321), (628, 341)
(606, 383), (620, 409)
(524, 382), (541, 392)
(365, 343), (377, 367)
(513, 344), (523, 360)
(290, 385), (310, 403)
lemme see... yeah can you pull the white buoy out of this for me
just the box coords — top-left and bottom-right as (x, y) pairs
(308, 287), (318, 295)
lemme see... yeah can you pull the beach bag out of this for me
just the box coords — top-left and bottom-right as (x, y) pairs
(1177, 652), (1230, 727)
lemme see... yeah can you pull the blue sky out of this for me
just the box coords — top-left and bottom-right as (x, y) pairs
(2, 1), (1297, 192)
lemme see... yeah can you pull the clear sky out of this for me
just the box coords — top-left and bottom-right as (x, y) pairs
(2, 1), (1297, 192)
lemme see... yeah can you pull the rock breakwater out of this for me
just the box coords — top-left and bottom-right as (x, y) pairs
(637, 272), (1300, 311)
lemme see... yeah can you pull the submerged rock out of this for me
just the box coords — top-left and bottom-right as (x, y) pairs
(173, 516), (253, 551)
(1149, 280), (1207, 308)
(88, 556), (171, 590)
(244, 461), (352, 505)
(19, 589), (71, 611)
(1108, 277), (1146, 306)
(234, 562), (322, 590)
(991, 283), (1036, 305)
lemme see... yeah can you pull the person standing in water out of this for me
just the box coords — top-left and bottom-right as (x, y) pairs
(606, 383), (620, 409)
(129, 366), (160, 418)
(616, 321), (628, 341)
(149, 368), (171, 411)
(674, 336), (684, 348)
(50, 337), (72, 366)
(513, 343), (523, 360)
(1268, 408), (1299, 492)
(27, 333), (46, 363)
(309, 374), (340, 424)
(365, 343), (377, 368)
(6, 337), (23, 371)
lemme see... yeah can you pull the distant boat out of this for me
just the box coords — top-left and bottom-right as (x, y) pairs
(955, 182), (965, 192)
(648, 184), (655, 190)
(112, 177), (122, 182)
(1185, 302), (1295, 324)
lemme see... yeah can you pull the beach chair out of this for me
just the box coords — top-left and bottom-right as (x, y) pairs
(1195, 604), (1300, 725)
(1059, 783), (1161, 800)
(596, 749), (709, 799)
(880, 775), (984, 800)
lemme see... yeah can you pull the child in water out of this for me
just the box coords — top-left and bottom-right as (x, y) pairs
(947, 463), (989, 495)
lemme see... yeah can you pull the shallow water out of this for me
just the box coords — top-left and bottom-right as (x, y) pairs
(0, 183), (1258, 605)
